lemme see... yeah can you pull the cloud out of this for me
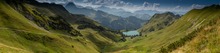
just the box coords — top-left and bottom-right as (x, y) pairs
(152, 3), (160, 10)
(191, 4), (205, 9)
(36, 0), (189, 15)
(76, 0), (163, 12)
(81, 0), (122, 6)
(82, 0), (89, 3)
(173, 5), (183, 11)
(36, 0), (163, 12)
(36, 0), (74, 4)
(174, 6), (181, 9)
(143, 2), (150, 7)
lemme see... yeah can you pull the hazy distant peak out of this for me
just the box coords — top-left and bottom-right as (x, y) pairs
(65, 2), (77, 7)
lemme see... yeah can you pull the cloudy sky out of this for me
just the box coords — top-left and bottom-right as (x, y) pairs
(37, 0), (220, 14)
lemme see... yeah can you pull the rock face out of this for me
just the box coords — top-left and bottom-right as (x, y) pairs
(64, 2), (147, 30)
(139, 12), (180, 35)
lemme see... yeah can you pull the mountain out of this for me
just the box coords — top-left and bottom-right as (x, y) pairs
(110, 16), (147, 30)
(96, 6), (151, 20)
(133, 14), (151, 20)
(2, 0), (219, 53)
(114, 5), (220, 53)
(96, 6), (133, 18)
(64, 2), (147, 30)
(0, 0), (121, 53)
(134, 10), (161, 16)
(138, 12), (181, 35)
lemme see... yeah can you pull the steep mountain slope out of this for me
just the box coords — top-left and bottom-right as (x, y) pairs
(138, 12), (180, 35)
(115, 5), (220, 53)
(0, 0), (120, 53)
(170, 5), (220, 53)
(64, 2), (147, 30)
(171, 18), (220, 53)
(111, 16), (147, 30)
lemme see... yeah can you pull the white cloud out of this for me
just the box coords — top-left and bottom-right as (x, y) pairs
(143, 2), (150, 7)
(36, 0), (74, 4)
(174, 6), (181, 9)
(81, 0), (122, 6)
(82, 0), (89, 3)
(36, 0), (169, 13)
(36, 0), (190, 15)
(74, 2), (102, 8)
(191, 4), (205, 9)
(72, 0), (163, 12)
(152, 3), (160, 10)
(172, 5), (184, 11)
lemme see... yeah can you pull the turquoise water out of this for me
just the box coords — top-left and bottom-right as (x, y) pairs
(122, 30), (139, 36)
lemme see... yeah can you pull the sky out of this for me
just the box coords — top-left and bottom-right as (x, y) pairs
(37, 0), (220, 14)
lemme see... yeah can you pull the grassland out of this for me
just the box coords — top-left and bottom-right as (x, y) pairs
(0, 0), (121, 53)
(138, 12), (180, 35)
(1, 0), (220, 53)
(114, 5), (220, 53)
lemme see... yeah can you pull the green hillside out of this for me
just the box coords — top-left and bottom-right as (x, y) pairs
(114, 5), (220, 53)
(0, 0), (120, 53)
(1, 0), (220, 53)
(138, 12), (180, 35)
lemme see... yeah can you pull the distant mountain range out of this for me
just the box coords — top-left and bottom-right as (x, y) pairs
(96, 5), (151, 20)
(64, 2), (147, 30)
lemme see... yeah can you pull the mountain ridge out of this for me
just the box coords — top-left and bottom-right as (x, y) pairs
(138, 12), (180, 35)
(64, 2), (147, 30)
(96, 5), (151, 20)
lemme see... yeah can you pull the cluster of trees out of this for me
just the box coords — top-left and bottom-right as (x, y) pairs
(160, 29), (200, 53)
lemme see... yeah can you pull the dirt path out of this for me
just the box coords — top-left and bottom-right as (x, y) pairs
(0, 43), (31, 53)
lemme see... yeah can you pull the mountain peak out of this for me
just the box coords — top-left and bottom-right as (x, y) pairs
(65, 2), (77, 8)
(164, 12), (174, 15)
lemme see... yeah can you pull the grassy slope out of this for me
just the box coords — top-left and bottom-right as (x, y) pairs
(171, 21), (220, 53)
(138, 12), (180, 35)
(115, 5), (220, 53)
(0, 0), (120, 53)
(0, 1), (97, 53)
(68, 14), (122, 52)
(172, 11), (220, 53)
